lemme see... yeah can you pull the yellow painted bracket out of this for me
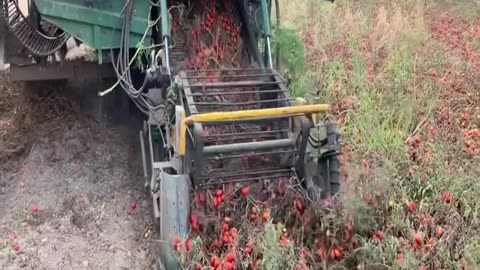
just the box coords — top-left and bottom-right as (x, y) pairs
(179, 110), (186, 156)
(178, 104), (330, 156)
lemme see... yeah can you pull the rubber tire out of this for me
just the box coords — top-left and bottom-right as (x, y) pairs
(318, 152), (341, 196)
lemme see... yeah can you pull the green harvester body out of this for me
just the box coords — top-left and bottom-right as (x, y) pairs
(34, 0), (152, 62)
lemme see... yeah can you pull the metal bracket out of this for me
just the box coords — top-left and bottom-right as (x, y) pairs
(296, 116), (313, 180)
(152, 189), (161, 219)
(139, 129), (149, 189)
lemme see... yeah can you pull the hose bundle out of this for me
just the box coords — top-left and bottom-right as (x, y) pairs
(108, 0), (165, 115)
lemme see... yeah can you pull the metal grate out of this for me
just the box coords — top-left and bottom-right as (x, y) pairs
(180, 69), (307, 186)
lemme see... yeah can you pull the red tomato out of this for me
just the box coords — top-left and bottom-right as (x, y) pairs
(31, 205), (40, 213)
(279, 238), (289, 247)
(415, 232), (423, 246)
(194, 262), (203, 270)
(244, 247), (252, 257)
(222, 234), (230, 245)
(419, 214), (426, 222)
(186, 239), (193, 251)
(225, 252), (235, 263)
(299, 249), (307, 260)
(409, 201), (417, 212)
(230, 228), (238, 237)
(441, 192), (453, 203)
(210, 256), (221, 267)
(253, 259), (260, 270)
(318, 247), (326, 260)
(223, 262), (234, 270)
(241, 186), (249, 197)
(397, 253), (404, 266)
(294, 199), (304, 214)
(373, 231), (384, 241)
(334, 248), (342, 259)
(172, 236), (182, 251)
(262, 211), (270, 221)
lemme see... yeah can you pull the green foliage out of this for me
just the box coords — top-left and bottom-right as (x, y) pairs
(277, 0), (480, 268)
(272, 26), (306, 78)
(432, 0), (480, 20)
(350, 196), (377, 235)
(260, 222), (294, 270)
(287, 75), (307, 97)
(385, 52), (413, 87)
(261, 222), (282, 269)
(349, 37), (367, 92)
(191, 236), (205, 262)
(464, 239), (480, 269)
(355, 236), (418, 269)
(474, 38), (480, 51)
(313, 59), (346, 103)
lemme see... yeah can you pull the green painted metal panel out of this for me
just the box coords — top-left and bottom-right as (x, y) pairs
(33, 0), (152, 50)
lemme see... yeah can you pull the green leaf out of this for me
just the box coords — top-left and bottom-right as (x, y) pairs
(271, 26), (306, 78)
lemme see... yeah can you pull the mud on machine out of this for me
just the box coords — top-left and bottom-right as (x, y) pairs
(0, 0), (341, 268)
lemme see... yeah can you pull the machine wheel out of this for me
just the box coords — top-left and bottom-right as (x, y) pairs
(305, 121), (341, 197)
(316, 151), (341, 195)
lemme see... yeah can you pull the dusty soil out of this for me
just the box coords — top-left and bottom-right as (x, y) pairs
(0, 74), (158, 269)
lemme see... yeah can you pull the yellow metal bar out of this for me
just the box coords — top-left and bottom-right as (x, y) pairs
(183, 104), (331, 125)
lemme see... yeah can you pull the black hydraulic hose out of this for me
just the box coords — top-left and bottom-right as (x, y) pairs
(109, 0), (154, 115)
(236, 0), (264, 67)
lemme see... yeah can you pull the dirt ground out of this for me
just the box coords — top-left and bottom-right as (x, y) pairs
(0, 73), (158, 270)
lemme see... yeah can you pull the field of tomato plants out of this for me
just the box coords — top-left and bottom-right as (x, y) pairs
(168, 0), (480, 269)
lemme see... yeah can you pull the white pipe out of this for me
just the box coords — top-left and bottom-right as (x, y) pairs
(266, 36), (273, 68)
(164, 37), (171, 76)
